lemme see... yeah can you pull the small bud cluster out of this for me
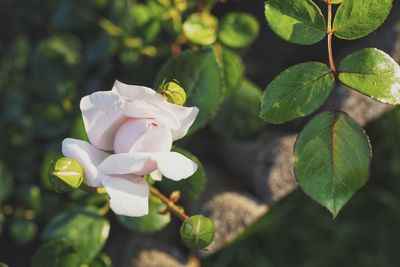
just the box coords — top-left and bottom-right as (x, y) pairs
(180, 215), (215, 249)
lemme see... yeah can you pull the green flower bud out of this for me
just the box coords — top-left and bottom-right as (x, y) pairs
(179, 215), (215, 249)
(49, 157), (84, 193)
(158, 81), (187, 106)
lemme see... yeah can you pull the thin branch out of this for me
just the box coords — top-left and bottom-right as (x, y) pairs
(150, 186), (189, 221)
(327, 0), (336, 73)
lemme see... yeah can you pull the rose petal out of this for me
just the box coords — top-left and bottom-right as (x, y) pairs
(100, 174), (149, 217)
(114, 119), (153, 154)
(62, 138), (109, 187)
(97, 153), (156, 176)
(129, 125), (172, 153)
(152, 152), (198, 181)
(124, 99), (181, 130)
(161, 104), (199, 140)
(80, 90), (127, 151)
(113, 80), (158, 100)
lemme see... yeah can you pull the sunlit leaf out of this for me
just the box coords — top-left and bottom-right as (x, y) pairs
(333, 0), (393, 40)
(264, 0), (326, 45)
(261, 62), (334, 124)
(338, 48), (400, 105)
(183, 13), (218, 46)
(219, 12), (260, 48)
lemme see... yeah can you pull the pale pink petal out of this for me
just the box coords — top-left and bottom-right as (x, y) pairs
(124, 99), (181, 130)
(129, 125), (172, 153)
(61, 138), (109, 187)
(152, 152), (198, 181)
(97, 153), (156, 176)
(114, 119), (154, 154)
(80, 91), (128, 151)
(160, 104), (199, 140)
(112, 80), (157, 100)
(100, 174), (149, 217)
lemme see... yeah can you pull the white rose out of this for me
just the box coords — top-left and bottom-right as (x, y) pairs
(62, 80), (199, 217)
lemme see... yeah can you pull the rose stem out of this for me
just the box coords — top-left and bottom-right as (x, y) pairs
(150, 186), (189, 221)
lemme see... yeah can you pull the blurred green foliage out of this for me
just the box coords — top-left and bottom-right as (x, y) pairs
(0, 0), (262, 265)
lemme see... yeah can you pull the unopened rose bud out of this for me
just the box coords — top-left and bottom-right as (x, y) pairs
(49, 157), (84, 193)
(179, 215), (215, 249)
(158, 81), (187, 106)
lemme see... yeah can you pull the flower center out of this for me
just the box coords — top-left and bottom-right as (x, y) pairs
(113, 118), (155, 154)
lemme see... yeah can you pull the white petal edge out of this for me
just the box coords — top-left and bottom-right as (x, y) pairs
(152, 152), (198, 181)
(62, 138), (109, 187)
(161, 104), (199, 140)
(112, 80), (158, 100)
(100, 174), (149, 217)
(80, 90), (127, 151)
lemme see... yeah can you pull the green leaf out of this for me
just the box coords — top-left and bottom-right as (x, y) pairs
(32, 240), (83, 267)
(294, 112), (371, 217)
(264, 0), (326, 45)
(155, 48), (223, 133)
(9, 218), (38, 245)
(183, 13), (218, 46)
(260, 62), (334, 124)
(338, 48), (400, 105)
(15, 184), (41, 211)
(160, 147), (206, 200)
(216, 48), (245, 96)
(212, 80), (264, 140)
(218, 12), (260, 48)
(89, 253), (112, 267)
(41, 207), (110, 262)
(0, 261), (8, 267)
(116, 195), (170, 233)
(0, 162), (13, 203)
(333, 0), (393, 40)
